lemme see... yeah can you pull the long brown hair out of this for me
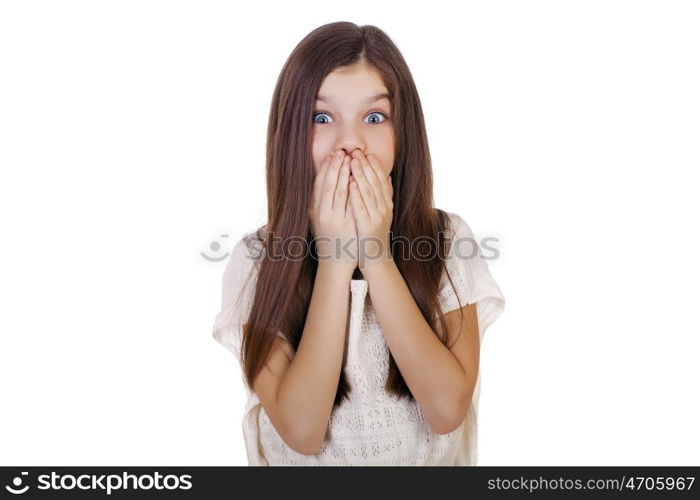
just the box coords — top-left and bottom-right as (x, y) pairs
(240, 21), (465, 408)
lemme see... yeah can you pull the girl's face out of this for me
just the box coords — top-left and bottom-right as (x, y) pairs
(311, 62), (395, 178)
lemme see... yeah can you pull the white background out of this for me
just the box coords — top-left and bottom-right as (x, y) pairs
(1, 0), (698, 466)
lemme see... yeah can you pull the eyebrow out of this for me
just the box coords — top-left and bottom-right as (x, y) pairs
(315, 92), (390, 104)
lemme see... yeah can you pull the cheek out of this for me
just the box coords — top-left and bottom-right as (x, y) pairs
(379, 149), (395, 176)
(378, 130), (395, 174)
(311, 132), (330, 173)
(384, 161), (394, 176)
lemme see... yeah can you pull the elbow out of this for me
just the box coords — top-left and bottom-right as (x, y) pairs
(430, 393), (471, 435)
(281, 423), (325, 456)
(431, 415), (465, 436)
(288, 437), (323, 456)
(271, 394), (326, 455)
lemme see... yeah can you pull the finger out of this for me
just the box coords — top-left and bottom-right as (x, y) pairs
(346, 173), (355, 215)
(320, 150), (345, 214)
(365, 153), (392, 206)
(349, 178), (369, 223)
(354, 151), (386, 207)
(312, 154), (332, 209)
(346, 185), (355, 219)
(334, 155), (351, 211)
(350, 157), (377, 216)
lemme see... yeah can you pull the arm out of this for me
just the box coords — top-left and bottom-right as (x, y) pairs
(363, 260), (480, 435)
(252, 263), (352, 455)
(346, 149), (479, 435)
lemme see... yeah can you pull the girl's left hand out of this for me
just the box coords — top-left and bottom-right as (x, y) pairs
(348, 150), (394, 269)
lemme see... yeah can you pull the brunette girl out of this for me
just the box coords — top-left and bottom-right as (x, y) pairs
(213, 21), (505, 465)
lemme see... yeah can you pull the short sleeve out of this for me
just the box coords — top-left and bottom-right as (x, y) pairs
(211, 237), (259, 368)
(437, 212), (506, 343)
(211, 233), (287, 369)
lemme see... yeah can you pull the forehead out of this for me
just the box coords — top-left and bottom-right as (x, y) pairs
(316, 64), (389, 104)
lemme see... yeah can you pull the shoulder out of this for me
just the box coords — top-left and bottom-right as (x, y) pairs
(435, 210), (485, 291)
(220, 227), (267, 303)
(435, 210), (506, 334)
(439, 210), (477, 249)
(228, 226), (266, 269)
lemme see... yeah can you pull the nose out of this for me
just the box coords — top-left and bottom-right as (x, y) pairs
(340, 148), (360, 159)
(334, 123), (365, 158)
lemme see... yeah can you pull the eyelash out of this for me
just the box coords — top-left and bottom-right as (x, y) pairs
(312, 110), (389, 125)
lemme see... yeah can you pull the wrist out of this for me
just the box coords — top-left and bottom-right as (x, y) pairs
(317, 261), (356, 281)
(360, 256), (395, 281)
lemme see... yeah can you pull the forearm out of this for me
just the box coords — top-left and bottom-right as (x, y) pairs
(276, 263), (352, 449)
(364, 260), (471, 433)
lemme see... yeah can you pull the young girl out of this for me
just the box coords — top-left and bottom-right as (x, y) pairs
(212, 21), (505, 466)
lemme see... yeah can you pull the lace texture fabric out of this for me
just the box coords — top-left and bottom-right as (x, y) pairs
(212, 211), (506, 465)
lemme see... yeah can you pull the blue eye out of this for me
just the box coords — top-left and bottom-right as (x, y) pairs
(312, 111), (389, 125)
(313, 112), (332, 124)
(367, 111), (386, 125)
(365, 112), (387, 124)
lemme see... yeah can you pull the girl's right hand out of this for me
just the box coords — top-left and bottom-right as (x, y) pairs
(309, 150), (357, 274)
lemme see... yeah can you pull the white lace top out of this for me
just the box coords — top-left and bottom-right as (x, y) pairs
(212, 211), (505, 466)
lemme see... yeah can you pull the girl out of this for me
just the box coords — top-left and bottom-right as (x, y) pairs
(212, 21), (505, 466)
